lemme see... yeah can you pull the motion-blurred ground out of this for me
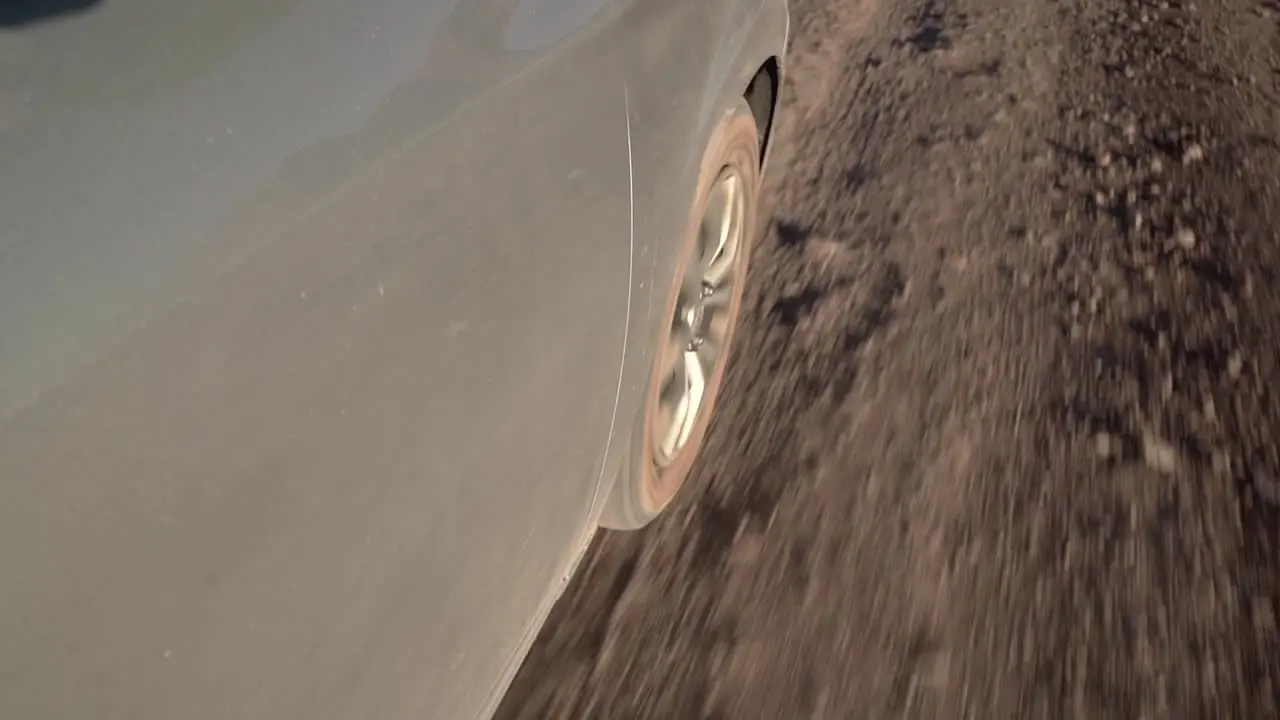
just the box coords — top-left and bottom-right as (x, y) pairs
(497, 0), (1280, 715)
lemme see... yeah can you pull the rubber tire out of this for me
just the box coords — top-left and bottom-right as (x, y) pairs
(600, 99), (762, 530)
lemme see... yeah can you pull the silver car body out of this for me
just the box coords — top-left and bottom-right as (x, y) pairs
(0, 1), (787, 717)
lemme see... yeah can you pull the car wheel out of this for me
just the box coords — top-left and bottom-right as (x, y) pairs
(601, 99), (762, 530)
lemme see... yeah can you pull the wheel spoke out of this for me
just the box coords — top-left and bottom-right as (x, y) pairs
(657, 351), (688, 458)
(681, 349), (706, 431)
(703, 258), (734, 291)
(702, 175), (738, 270)
(659, 389), (690, 459)
(702, 181), (741, 288)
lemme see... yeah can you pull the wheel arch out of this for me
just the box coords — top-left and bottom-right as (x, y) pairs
(744, 56), (781, 164)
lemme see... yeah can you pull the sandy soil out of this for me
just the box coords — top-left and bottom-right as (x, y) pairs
(496, 0), (1280, 715)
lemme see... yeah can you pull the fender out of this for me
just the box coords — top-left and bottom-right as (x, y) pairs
(596, 0), (790, 529)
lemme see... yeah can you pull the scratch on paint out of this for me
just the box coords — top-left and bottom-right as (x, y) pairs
(587, 85), (636, 514)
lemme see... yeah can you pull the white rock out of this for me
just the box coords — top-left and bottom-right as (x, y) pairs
(1143, 434), (1179, 474)
(1174, 228), (1196, 249)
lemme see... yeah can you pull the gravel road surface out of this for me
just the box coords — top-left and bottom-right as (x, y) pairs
(496, 0), (1280, 715)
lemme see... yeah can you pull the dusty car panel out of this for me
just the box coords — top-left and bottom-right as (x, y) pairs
(0, 0), (788, 718)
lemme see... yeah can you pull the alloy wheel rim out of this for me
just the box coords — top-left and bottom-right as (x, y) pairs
(652, 169), (745, 467)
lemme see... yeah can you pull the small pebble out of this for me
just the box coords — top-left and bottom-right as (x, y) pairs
(1174, 228), (1196, 249)
(1256, 471), (1280, 505)
(1094, 432), (1116, 459)
(1143, 434), (1179, 474)
(1227, 352), (1244, 378)
(1183, 143), (1205, 164)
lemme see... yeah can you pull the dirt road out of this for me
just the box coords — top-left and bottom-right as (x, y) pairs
(496, 0), (1280, 715)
